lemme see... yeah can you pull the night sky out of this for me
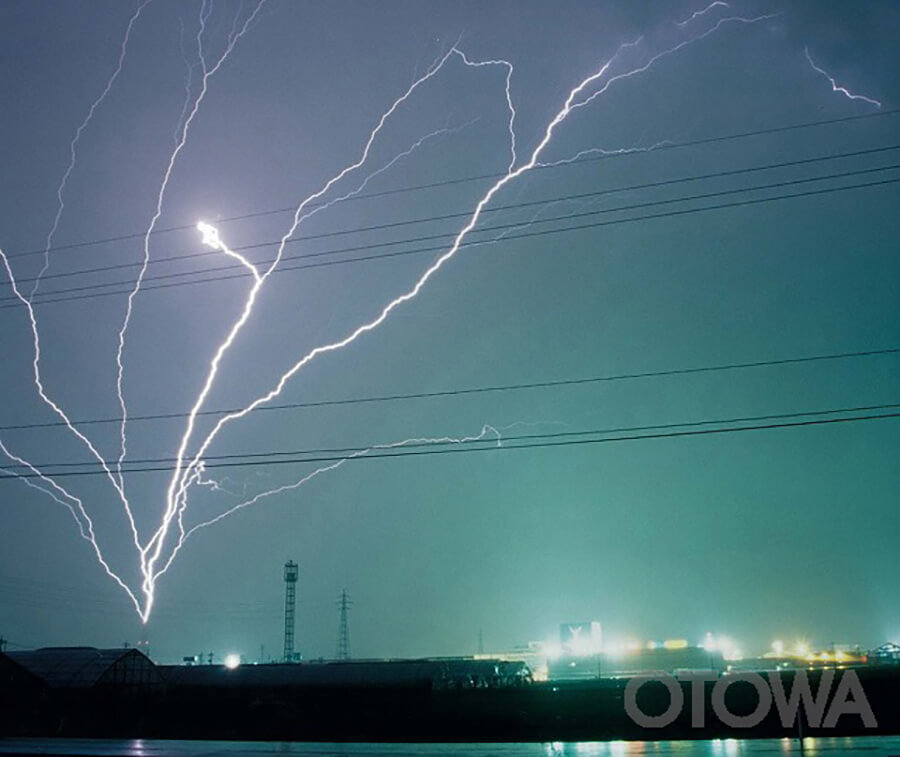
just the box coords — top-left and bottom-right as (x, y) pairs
(1, 1), (898, 664)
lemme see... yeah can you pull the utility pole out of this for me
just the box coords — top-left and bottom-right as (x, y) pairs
(0, 637), (6, 653)
(284, 561), (299, 662)
(336, 589), (352, 661)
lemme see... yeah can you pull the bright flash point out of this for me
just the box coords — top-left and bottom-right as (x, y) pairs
(224, 654), (241, 669)
(197, 221), (220, 248)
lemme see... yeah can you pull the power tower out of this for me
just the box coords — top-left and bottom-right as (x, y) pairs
(336, 589), (352, 660)
(283, 561), (299, 662)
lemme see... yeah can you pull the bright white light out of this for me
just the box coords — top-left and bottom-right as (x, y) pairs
(703, 633), (742, 659)
(772, 640), (785, 655)
(197, 221), (221, 248)
(224, 653), (241, 669)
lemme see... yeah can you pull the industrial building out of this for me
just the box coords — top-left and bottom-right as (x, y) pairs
(870, 642), (900, 664)
(6, 647), (164, 691)
(0, 650), (44, 701)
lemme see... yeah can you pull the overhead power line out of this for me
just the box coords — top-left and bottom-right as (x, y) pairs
(2, 402), (897, 479)
(1, 345), (896, 433)
(4, 169), (899, 310)
(5, 107), (899, 263)
(10, 143), (900, 289)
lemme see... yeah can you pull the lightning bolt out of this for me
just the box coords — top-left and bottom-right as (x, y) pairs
(804, 47), (882, 109)
(153, 425), (505, 581)
(675, 2), (730, 28)
(115, 0), (267, 533)
(0, 437), (143, 616)
(30, 0), (151, 299)
(534, 140), (672, 169)
(1, 9), (802, 623)
(142, 47), (518, 611)
(147, 14), (778, 617)
(0, 439), (91, 541)
(0, 2), (267, 618)
(173, 15), (199, 147)
(197, 222), (262, 282)
(0, 248), (133, 531)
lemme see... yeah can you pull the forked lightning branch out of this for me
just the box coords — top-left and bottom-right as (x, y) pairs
(0, 1), (881, 622)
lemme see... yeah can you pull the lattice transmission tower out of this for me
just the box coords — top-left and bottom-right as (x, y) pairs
(283, 561), (298, 662)
(336, 589), (352, 660)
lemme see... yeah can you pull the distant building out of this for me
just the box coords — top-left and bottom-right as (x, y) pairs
(869, 642), (900, 664)
(560, 622), (602, 655)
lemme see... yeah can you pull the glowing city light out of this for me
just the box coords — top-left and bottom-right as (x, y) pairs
(701, 633), (742, 660)
(224, 654), (241, 670)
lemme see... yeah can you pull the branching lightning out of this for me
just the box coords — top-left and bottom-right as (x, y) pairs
(115, 0), (268, 527)
(0, 7), (823, 623)
(804, 47), (882, 109)
(30, 0), (152, 299)
(155, 425), (505, 580)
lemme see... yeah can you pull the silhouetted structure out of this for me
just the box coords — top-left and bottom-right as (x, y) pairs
(336, 589), (351, 660)
(6, 647), (163, 690)
(283, 561), (298, 662)
(871, 642), (900, 664)
(160, 657), (531, 689)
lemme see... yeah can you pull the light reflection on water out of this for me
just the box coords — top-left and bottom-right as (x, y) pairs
(0, 737), (898, 756)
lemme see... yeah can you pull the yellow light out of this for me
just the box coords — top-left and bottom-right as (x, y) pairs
(663, 639), (689, 650)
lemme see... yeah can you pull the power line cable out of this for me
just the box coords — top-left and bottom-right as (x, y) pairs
(1, 345), (896, 432)
(4, 166), (899, 309)
(13, 143), (900, 288)
(3, 402), (897, 479)
(9, 401), (900, 473)
(5, 107), (899, 262)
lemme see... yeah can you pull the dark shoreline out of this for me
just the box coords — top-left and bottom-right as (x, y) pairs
(2, 666), (898, 743)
